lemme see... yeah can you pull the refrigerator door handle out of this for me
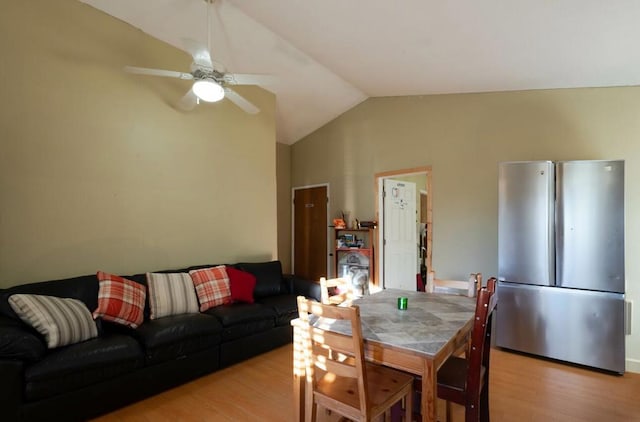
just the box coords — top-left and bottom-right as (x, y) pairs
(555, 164), (563, 287)
(626, 300), (633, 335)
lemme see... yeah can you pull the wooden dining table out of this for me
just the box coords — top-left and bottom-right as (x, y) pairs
(292, 288), (476, 422)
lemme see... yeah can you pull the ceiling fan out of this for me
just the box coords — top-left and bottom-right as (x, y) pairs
(124, 0), (271, 114)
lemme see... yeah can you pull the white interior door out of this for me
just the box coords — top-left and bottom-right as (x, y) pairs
(383, 179), (417, 290)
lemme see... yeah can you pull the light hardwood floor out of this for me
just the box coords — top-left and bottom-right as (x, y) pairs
(93, 345), (640, 422)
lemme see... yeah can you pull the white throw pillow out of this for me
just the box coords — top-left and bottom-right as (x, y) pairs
(146, 272), (199, 319)
(8, 294), (98, 349)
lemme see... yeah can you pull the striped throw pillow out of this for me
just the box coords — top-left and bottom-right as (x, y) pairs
(146, 272), (199, 320)
(93, 271), (146, 328)
(8, 294), (98, 349)
(189, 266), (232, 311)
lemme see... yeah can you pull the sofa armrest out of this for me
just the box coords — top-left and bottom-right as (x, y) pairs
(0, 315), (46, 362)
(284, 274), (321, 302)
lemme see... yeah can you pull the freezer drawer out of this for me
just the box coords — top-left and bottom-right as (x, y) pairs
(496, 282), (625, 373)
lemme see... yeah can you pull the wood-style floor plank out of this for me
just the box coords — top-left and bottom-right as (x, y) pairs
(93, 345), (640, 422)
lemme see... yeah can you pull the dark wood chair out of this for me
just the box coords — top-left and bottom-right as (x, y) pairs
(396, 277), (497, 422)
(436, 277), (497, 421)
(297, 296), (414, 421)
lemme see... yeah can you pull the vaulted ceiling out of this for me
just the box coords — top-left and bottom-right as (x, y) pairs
(80, 0), (640, 145)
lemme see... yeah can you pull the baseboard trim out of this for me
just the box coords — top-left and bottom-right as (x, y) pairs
(626, 358), (640, 374)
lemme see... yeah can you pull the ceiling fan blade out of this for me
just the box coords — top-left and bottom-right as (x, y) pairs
(181, 38), (213, 70)
(177, 88), (197, 111)
(224, 88), (260, 114)
(223, 73), (275, 86)
(124, 66), (193, 80)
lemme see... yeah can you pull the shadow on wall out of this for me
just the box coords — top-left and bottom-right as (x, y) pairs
(2, 230), (274, 287)
(3, 236), (170, 287)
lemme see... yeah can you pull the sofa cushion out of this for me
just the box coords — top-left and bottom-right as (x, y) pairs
(227, 267), (256, 304)
(146, 272), (199, 320)
(9, 295), (98, 349)
(189, 266), (232, 311)
(93, 271), (146, 328)
(205, 303), (276, 327)
(257, 294), (299, 326)
(235, 261), (284, 298)
(129, 313), (223, 365)
(0, 316), (46, 361)
(220, 319), (275, 342)
(205, 303), (276, 341)
(24, 334), (144, 401)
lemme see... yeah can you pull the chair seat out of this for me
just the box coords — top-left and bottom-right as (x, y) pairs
(317, 363), (414, 418)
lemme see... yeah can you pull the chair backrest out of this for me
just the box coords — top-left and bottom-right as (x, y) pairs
(486, 276), (496, 293)
(465, 277), (498, 407)
(319, 277), (352, 305)
(296, 296), (370, 418)
(427, 271), (482, 297)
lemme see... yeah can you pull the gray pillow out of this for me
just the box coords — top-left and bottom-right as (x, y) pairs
(8, 294), (98, 349)
(146, 272), (199, 319)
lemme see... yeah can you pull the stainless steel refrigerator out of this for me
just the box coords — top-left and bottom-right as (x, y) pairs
(496, 160), (626, 373)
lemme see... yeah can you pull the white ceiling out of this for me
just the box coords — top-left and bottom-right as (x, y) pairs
(80, 0), (640, 145)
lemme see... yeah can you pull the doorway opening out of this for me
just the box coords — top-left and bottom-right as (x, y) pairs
(291, 184), (330, 281)
(374, 167), (432, 290)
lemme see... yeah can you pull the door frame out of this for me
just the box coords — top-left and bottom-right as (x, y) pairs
(291, 183), (331, 277)
(374, 166), (432, 288)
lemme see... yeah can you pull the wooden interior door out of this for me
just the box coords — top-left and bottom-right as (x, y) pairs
(293, 186), (327, 281)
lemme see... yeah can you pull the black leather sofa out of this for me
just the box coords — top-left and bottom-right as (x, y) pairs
(0, 260), (320, 421)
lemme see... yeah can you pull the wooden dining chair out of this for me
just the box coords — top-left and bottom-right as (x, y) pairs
(427, 271), (482, 298)
(296, 296), (414, 422)
(436, 277), (497, 422)
(399, 277), (497, 422)
(319, 277), (352, 305)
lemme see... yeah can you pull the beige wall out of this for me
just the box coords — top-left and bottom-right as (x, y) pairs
(290, 87), (640, 372)
(276, 142), (292, 273)
(0, 0), (277, 286)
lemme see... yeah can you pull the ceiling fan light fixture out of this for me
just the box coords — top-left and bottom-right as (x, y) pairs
(193, 79), (224, 102)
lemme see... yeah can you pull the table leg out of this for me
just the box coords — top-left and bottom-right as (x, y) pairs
(421, 360), (437, 422)
(292, 325), (306, 421)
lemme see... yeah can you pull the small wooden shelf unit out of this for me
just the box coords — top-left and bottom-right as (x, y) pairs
(333, 228), (374, 284)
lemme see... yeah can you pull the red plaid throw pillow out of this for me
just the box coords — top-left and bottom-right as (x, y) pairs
(93, 271), (146, 328)
(189, 266), (232, 311)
